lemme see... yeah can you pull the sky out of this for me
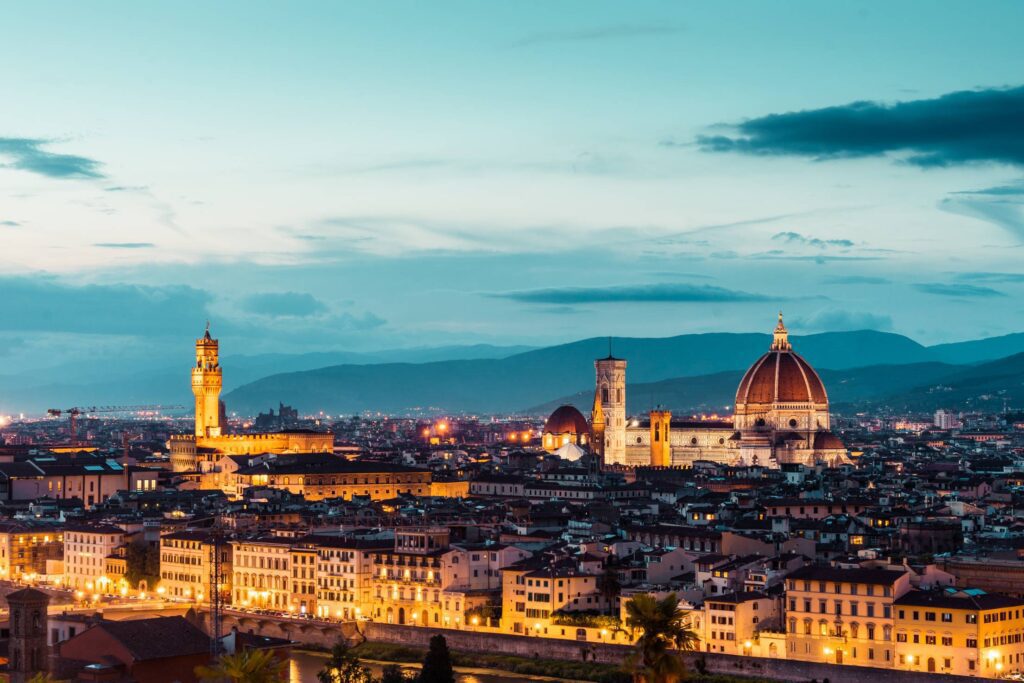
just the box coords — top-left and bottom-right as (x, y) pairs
(2, 1), (1024, 373)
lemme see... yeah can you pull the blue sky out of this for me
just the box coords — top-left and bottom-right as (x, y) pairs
(2, 1), (1024, 371)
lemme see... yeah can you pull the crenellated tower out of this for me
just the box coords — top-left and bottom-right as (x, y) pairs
(595, 348), (627, 465)
(192, 323), (223, 438)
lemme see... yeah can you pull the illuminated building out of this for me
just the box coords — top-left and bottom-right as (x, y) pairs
(700, 591), (780, 657)
(0, 521), (63, 581)
(307, 536), (392, 621)
(587, 314), (849, 469)
(784, 565), (911, 668)
(224, 454), (431, 501)
(500, 557), (607, 636)
(541, 405), (590, 453)
(170, 327), (333, 472)
(159, 529), (231, 602)
(231, 536), (293, 611)
(63, 522), (125, 591)
(893, 589), (1024, 676)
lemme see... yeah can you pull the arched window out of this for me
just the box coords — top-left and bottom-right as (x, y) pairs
(601, 386), (609, 403)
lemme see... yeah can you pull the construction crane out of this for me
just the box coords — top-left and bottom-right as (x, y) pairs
(46, 404), (184, 444)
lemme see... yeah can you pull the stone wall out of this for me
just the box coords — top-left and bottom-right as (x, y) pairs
(210, 612), (983, 683)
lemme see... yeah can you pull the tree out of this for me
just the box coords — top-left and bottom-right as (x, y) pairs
(27, 674), (59, 683)
(195, 648), (287, 683)
(379, 664), (412, 683)
(125, 541), (160, 587)
(624, 593), (699, 683)
(417, 634), (455, 683)
(318, 643), (373, 683)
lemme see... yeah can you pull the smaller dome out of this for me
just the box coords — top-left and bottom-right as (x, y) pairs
(813, 431), (845, 450)
(544, 405), (589, 435)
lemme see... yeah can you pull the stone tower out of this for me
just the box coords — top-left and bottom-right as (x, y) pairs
(192, 323), (223, 438)
(7, 587), (50, 681)
(595, 351), (627, 465)
(589, 387), (605, 467)
(650, 409), (671, 467)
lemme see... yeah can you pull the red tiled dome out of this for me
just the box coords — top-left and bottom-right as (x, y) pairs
(735, 349), (828, 405)
(544, 405), (589, 435)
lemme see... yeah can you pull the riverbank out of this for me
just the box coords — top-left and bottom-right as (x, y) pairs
(337, 642), (771, 683)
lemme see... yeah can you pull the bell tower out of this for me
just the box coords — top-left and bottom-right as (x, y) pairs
(595, 344), (627, 465)
(650, 408), (671, 467)
(590, 387), (605, 467)
(192, 323), (223, 438)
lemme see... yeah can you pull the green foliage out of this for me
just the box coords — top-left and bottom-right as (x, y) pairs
(125, 541), (160, 587)
(550, 609), (621, 630)
(378, 664), (413, 683)
(624, 593), (699, 683)
(418, 635), (454, 683)
(195, 648), (286, 683)
(350, 642), (630, 683)
(318, 643), (374, 683)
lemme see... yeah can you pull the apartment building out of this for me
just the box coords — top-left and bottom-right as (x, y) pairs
(307, 535), (392, 621)
(63, 523), (125, 591)
(784, 565), (913, 668)
(231, 535), (293, 610)
(0, 521), (63, 580)
(159, 529), (231, 602)
(893, 589), (1024, 677)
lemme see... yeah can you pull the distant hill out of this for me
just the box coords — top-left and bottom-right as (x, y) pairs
(873, 352), (1024, 412)
(223, 330), (946, 415)
(0, 343), (534, 414)
(529, 362), (961, 415)
(927, 333), (1024, 365)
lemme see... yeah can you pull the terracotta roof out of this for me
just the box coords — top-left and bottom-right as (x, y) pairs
(89, 616), (210, 660)
(735, 348), (828, 406)
(543, 405), (589, 435)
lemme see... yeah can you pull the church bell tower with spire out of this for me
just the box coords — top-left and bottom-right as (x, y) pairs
(192, 323), (223, 438)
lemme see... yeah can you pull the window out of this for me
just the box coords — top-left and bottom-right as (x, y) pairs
(941, 636), (952, 646)
(925, 612), (936, 622)
(896, 633), (907, 643)
(941, 612), (952, 623)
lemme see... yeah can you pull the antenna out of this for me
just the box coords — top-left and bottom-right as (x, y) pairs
(608, 336), (612, 358)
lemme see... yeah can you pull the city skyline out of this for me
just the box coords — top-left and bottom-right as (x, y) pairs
(3, 1), (1024, 377)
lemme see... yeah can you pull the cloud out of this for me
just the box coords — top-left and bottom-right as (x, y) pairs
(794, 309), (893, 332)
(771, 231), (855, 248)
(751, 252), (881, 263)
(93, 242), (155, 249)
(104, 185), (149, 192)
(823, 275), (891, 285)
(0, 220), (19, 227)
(510, 24), (684, 48)
(954, 271), (1024, 283)
(242, 292), (328, 318)
(696, 85), (1024, 167)
(491, 282), (773, 304)
(0, 276), (210, 335)
(914, 283), (1007, 298)
(941, 183), (1024, 240)
(0, 137), (104, 179)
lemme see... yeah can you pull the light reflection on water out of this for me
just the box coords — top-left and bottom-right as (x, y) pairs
(288, 651), (560, 683)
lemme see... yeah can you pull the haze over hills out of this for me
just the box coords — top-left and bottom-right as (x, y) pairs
(6, 329), (1024, 417)
(223, 330), (1024, 416)
(0, 343), (534, 414)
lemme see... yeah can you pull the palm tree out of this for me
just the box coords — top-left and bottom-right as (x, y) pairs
(195, 648), (287, 683)
(624, 593), (699, 683)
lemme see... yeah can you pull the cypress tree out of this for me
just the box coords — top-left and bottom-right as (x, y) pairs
(418, 635), (455, 683)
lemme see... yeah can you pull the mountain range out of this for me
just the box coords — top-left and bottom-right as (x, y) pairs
(222, 330), (1024, 416)
(6, 330), (1024, 417)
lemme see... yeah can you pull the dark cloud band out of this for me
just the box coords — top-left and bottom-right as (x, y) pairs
(697, 86), (1024, 167)
(0, 137), (104, 179)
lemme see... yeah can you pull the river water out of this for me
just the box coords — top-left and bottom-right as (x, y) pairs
(288, 650), (571, 683)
